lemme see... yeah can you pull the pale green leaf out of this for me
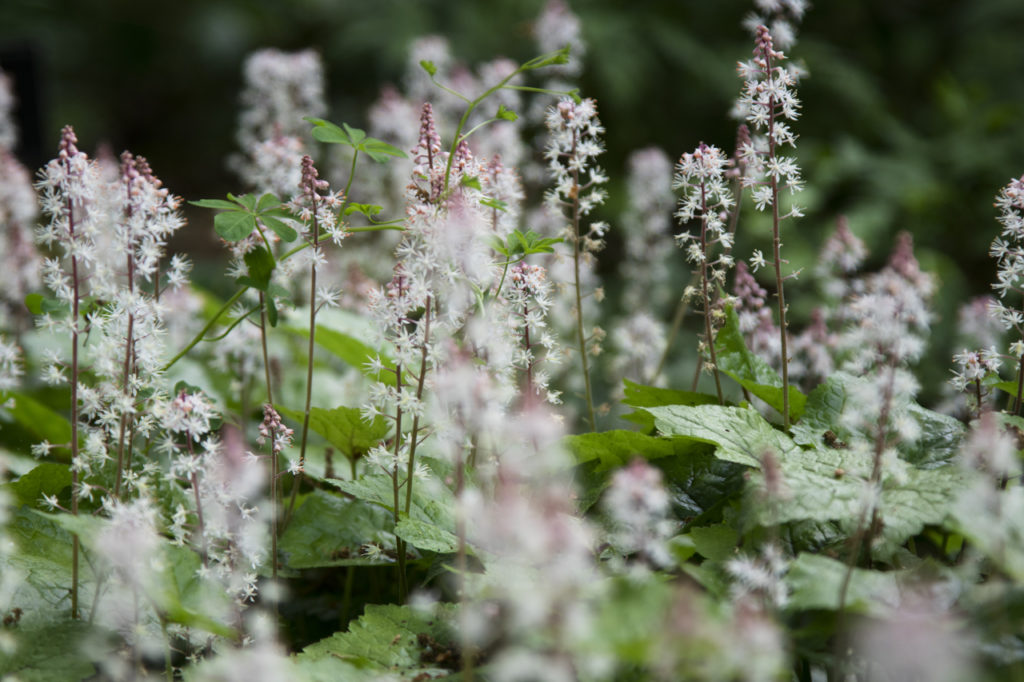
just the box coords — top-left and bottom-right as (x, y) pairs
(297, 603), (458, 677)
(786, 553), (902, 615)
(714, 306), (806, 421)
(279, 490), (395, 569)
(394, 517), (459, 554)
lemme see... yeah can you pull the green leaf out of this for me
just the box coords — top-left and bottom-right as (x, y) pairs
(227, 192), (257, 211)
(653, 450), (745, 521)
(394, 517), (459, 554)
(786, 553), (901, 615)
(792, 372), (965, 467)
(242, 248), (275, 291)
(650, 404), (962, 554)
(266, 294), (279, 327)
(6, 462), (71, 508)
(298, 604), (458, 676)
(461, 175), (482, 191)
(190, 198), (240, 211)
(1, 391), (73, 452)
(306, 117), (352, 145)
(648, 404), (798, 468)
(286, 321), (397, 386)
(419, 59), (437, 76)
(344, 203), (383, 217)
(214, 210), (256, 241)
(621, 378), (719, 430)
(688, 523), (738, 561)
(904, 403), (965, 467)
(496, 104), (518, 122)
(261, 215), (298, 243)
(342, 123), (367, 144)
(276, 405), (390, 459)
(480, 197), (508, 212)
(522, 46), (571, 70)
(564, 430), (684, 472)
(587, 576), (672, 665)
(714, 306), (806, 422)
(790, 374), (852, 449)
(256, 192), (281, 212)
(24, 293), (43, 314)
(279, 490), (395, 569)
(0, 621), (100, 681)
(360, 138), (407, 162)
(331, 472), (455, 529)
(2, 508), (100, 627)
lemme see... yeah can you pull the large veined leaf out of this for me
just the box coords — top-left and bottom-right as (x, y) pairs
(279, 489), (396, 569)
(620, 378), (718, 430)
(714, 306), (806, 422)
(277, 405), (390, 460)
(0, 390), (73, 456)
(786, 553), (902, 615)
(28, 510), (234, 637)
(284, 308), (398, 386)
(332, 472), (455, 529)
(792, 372), (965, 468)
(649, 404), (962, 556)
(3, 508), (96, 626)
(297, 604), (459, 679)
(330, 472), (460, 554)
(394, 517), (459, 554)
(647, 404), (799, 468)
(564, 429), (693, 472)
(0, 621), (102, 681)
(5, 462), (71, 508)
(564, 428), (742, 519)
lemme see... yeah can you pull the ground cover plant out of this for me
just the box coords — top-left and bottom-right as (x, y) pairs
(2, 1), (1024, 680)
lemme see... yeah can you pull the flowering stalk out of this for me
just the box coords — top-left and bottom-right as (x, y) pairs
(674, 143), (734, 403)
(739, 26), (803, 429)
(257, 291), (279, 580)
(66, 137), (83, 620)
(35, 126), (95, 618)
(284, 155), (343, 524)
(544, 98), (608, 430)
(989, 175), (1024, 415)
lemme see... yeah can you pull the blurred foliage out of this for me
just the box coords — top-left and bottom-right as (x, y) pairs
(2, 0), (1024, 401)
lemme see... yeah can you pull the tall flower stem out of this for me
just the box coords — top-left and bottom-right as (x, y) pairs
(1015, 353), (1024, 417)
(766, 70), (791, 431)
(392, 359), (406, 601)
(113, 247), (136, 499)
(258, 291), (278, 581)
(403, 297), (431, 519)
(569, 130), (597, 431)
(699, 184), (724, 404)
(68, 183), (81, 620)
(286, 172), (322, 526)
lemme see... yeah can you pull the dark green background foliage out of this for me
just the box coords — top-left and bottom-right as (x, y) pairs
(2, 0), (1024, 398)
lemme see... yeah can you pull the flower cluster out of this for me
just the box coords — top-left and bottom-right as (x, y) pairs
(737, 25), (803, 213)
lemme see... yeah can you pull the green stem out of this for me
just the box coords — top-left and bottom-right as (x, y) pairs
(569, 130), (596, 431)
(286, 185), (322, 528)
(699, 183), (724, 404)
(403, 298), (432, 519)
(259, 292), (279, 582)
(1015, 352), (1024, 417)
(161, 618), (174, 682)
(766, 61), (791, 431)
(392, 361), (407, 602)
(67, 179), (81, 620)
(162, 287), (247, 371)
